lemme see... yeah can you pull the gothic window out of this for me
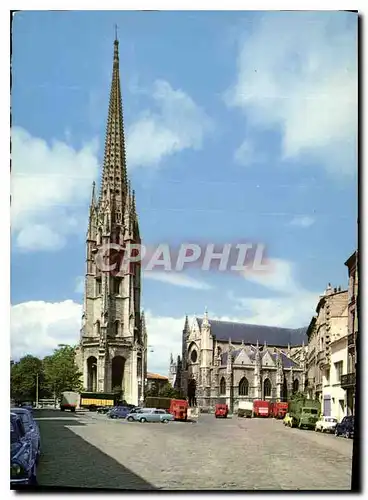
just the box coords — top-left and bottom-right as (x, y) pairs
(97, 228), (103, 245)
(217, 346), (222, 357)
(293, 379), (299, 393)
(263, 378), (271, 398)
(190, 350), (198, 363)
(95, 320), (101, 336)
(239, 377), (249, 396)
(96, 278), (102, 295)
(113, 277), (122, 295)
(113, 320), (119, 336)
(220, 377), (226, 395)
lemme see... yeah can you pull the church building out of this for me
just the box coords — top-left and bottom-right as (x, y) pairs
(75, 36), (147, 406)
(175, 312), (308, 412)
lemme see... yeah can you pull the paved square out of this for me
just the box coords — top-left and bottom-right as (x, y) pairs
(36, 410), (353, 490)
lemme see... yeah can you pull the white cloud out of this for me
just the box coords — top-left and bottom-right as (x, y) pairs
(234, 139), (266, 166)
(226, 12), (357, 175)
(289, 215), (315, 228)
(233, 257), (320, 328)
(144, 311), (184, 376)
(11, 300), (82, 360)
(127, 80), (213, 168)
(11, 127), (99, 251)
(10, 299), (183, 377)
(242, 258), (301, 295)
(144, 271), (212, 290)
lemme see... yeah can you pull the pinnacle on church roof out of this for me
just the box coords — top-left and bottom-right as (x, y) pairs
(99, 36), (128, 208)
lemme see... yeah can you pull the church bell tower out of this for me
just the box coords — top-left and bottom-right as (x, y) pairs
(75, 34), (146, 406)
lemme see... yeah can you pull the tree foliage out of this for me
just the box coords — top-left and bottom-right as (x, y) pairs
(11, 355), (45, 402)
(11, 345), (83, 403)
(43, 345), (83, 398)
(158, 382), (181, 399)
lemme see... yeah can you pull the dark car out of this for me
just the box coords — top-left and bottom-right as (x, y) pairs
(107, 406), (131, 419)
(335, 415), (354, 439)
(10, 413), (38, 487)
(11, 408), (41, 463)
(97, 406), (112, 414)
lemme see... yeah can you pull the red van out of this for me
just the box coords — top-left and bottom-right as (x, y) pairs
(273, 402), (288, 419)
(169, 399), (188, 421)
(253, 400), (270, 417)
(215, 404), (229, 418)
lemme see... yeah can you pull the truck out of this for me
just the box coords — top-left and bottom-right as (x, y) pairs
(272, 402), (289, 419)
(144, 397), (188, 421)
(79, 392), (116, 410)
(253, 400), (270, 417)
(60, 391), (80, 412)
(288, 397), (320, 429)
(238, 401), (253, 418)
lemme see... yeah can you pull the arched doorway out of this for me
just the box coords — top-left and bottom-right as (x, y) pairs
(263, 378), (271, 398)
(111, 356), (125, 398)
(293, 378), (299, 393)
(188, 378), (196, 407)
(87, 356), (97, 392)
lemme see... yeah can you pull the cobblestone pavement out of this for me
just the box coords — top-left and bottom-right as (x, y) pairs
(35, 410), (353, 491)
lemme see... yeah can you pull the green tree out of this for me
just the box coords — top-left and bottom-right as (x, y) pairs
(43, 345), (83, 399)
(11, 355), (45, 402)
(158, 382), (181, 399)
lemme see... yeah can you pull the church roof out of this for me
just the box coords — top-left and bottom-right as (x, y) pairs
(196, 318), (307, 347)
(220, 347), (299, 368)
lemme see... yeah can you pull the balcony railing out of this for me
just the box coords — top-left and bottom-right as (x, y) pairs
(340, 372), (356, 389)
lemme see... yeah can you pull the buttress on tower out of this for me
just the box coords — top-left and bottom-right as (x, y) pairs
(75, 36), (147, 406)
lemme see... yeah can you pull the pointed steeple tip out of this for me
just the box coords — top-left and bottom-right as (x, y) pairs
(114, 24), (119, 43)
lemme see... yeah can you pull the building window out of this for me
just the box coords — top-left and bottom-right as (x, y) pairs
(238, 377), (249, 396)
(95, 320), (100, 336)
(113, 277), (122, 295)
(113, 320), (119, 336)
(96, 278), (102, 295)
(220, 377), (226, 395)
(190, 350), (198, 363)
(292, 379), (299, 393)
(263, 378), (271, 398)
(325, 368), (330, 385)
(334, 361), (343, 383)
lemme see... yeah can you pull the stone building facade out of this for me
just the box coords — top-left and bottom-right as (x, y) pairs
(75, 37), (147, 406)
(305, 284), (348, 415)
(176, 312), (308, 412)
(341, 250), (358, 415)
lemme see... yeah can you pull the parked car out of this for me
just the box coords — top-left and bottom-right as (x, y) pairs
(107, 406), (131, 419)
(97, 406), (113, 414)
(283, 413), (293, 427)
(10, 413), (38, 487)
(315, 416), (338, 433)
(335, 416), (354, 439)
(127, 408), (174, 423)
(11, 408), (41, 463)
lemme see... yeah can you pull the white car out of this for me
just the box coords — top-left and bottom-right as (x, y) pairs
(315, 416), (338, 433)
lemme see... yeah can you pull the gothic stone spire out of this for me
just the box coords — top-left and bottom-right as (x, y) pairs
(99, 36), (128, 226)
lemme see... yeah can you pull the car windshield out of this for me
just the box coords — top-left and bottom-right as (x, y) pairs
(326, 418), (337, 422)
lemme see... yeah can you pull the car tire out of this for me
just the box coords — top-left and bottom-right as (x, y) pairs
(335, 430), (339, 437)
(140, 417), (146, 423)
(162, 419), (168, 423)
(127, 416), (134, 422)
(344, 431), (350, 439)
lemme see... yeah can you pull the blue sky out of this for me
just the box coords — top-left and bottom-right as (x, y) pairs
(11, 10), (357, 374)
